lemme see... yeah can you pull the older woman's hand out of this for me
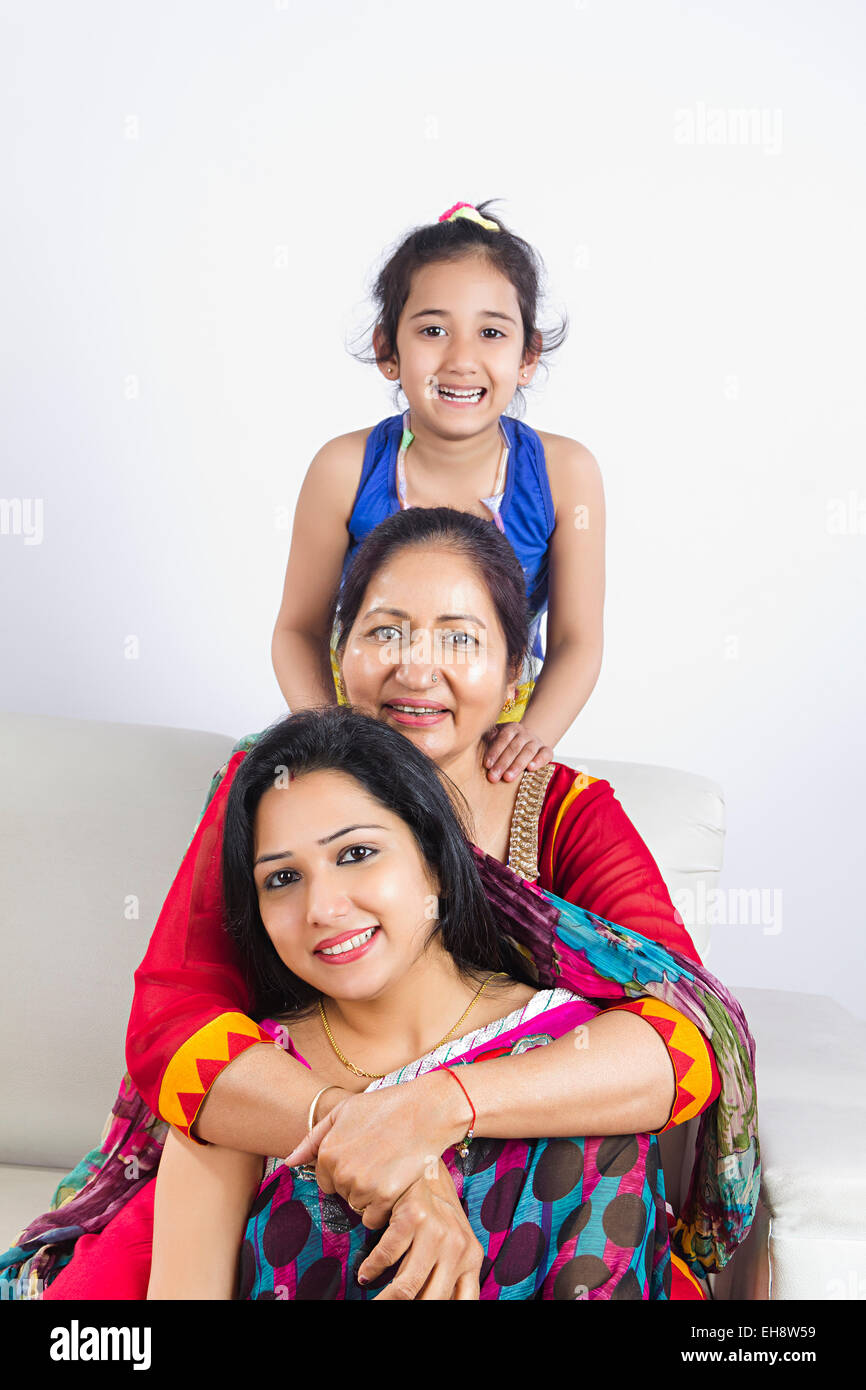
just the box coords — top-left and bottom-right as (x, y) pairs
(483, 721), (554, 783)
(359, 1160), (482, 1300)
(282, 1070), (465, 1228)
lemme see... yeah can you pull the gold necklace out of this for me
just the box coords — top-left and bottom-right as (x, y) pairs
(318, 972), (505, 1080)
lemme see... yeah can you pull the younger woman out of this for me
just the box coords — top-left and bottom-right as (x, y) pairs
(147, 708), (670, 1300)
(271, 199), (604, 785)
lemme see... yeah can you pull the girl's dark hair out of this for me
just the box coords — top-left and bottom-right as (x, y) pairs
(331, 506), (535, 688)
(222, 706), (536, 1019)
(349, 199), (568, 419)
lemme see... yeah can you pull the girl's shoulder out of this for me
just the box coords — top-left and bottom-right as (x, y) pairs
(533, 428), (597, 462)
(531, 430), (602, 519)
(300, 424), (384, 521)
(307, 425), (375, 477)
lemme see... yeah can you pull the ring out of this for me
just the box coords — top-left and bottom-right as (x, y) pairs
(348, 1201), (365, 1215)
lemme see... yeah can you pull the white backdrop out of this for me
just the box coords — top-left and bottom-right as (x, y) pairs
(2, 0), (864, 1016)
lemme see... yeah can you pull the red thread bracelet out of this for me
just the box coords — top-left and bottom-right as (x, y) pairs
(437, 1065), (476, 1157)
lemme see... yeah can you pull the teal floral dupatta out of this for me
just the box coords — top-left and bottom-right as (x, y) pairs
(473, 847), (760, 1275)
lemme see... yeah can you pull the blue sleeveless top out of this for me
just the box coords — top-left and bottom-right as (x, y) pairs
(340, 413), (555, 661)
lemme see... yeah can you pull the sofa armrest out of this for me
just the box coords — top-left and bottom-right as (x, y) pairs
(711, 987), (866, 1300)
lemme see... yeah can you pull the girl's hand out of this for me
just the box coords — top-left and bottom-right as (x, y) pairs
(282, 1072), (465, 1229)
(360, 1160), (483, 1300)
(484, 722), (554, 783)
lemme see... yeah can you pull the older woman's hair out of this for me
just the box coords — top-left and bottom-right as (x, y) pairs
(222, 706), (535, 1018)
(331, 506), (536, 688)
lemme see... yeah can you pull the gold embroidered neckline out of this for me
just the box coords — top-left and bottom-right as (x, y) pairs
(507, 763), (556, 881)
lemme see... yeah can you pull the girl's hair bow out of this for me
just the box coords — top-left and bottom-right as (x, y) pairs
(438, 202), (500, 231)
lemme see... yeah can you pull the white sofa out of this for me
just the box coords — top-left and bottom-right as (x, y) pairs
(1, 710), (864, 1299)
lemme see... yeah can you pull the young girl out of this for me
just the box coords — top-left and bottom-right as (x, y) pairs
(271, 199), (604, 786)
(147, 707), (671, 1301)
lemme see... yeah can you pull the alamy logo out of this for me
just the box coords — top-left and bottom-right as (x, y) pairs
(0, 497), (43, 545)
(49, 1320), (152, 1371)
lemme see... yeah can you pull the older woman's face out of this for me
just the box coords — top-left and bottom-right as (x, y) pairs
(340, 545), (517, 768)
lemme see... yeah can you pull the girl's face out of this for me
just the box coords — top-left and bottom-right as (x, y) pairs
(252, 768), (444, 1003)
(387, 254), (537, 428)
(339, 544), (518, 771)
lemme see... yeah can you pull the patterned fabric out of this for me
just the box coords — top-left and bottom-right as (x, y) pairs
(242, 994), (671, 1301)
(612, 997), (721, 1131)
(0, 1074), (166, 1298)
(157, 1012), (274, 1135)
(471, 848), (760, 1273)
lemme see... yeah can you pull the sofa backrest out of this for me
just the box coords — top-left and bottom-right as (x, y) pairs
(556, 756), (725, 960)
(0, 712), (235, 1169)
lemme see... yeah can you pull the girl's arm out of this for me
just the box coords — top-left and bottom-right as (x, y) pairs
(147, 1127), (263, 1300)
(271, 433), (365, 711)
(484, 439), (605, 781)
(521, 437), (606, 746)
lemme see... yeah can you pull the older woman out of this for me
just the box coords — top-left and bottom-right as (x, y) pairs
(6, 508), (757, 1300)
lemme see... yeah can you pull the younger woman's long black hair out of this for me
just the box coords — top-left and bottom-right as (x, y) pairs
(222, 705), (536, 1019)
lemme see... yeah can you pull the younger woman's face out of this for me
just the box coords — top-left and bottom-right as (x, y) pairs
(251, 768), (444, 1003)
(339, 544), (519, 771)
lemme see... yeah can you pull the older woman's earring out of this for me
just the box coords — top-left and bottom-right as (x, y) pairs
(501, 695), (516, 713)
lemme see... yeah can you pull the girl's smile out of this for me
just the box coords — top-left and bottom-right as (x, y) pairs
(433, 383), (487, 409)
(382, 255), (537, 460)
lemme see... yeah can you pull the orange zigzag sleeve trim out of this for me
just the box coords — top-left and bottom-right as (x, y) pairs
(158, 1011), (274, 1140)
(608, 997), (721, 1132)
